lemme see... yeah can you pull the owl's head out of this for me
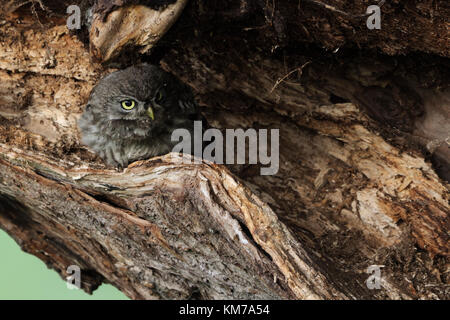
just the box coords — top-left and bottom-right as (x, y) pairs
(84, 63), (196, 139)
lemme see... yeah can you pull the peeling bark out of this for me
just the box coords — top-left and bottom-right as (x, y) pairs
(0, 0), (448, 300)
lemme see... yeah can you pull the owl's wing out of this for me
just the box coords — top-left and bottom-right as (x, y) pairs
(175, 82), (197, 112)
(178, 99), (197, 113)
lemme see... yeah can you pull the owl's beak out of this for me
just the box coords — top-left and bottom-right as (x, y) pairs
(147, 106), (155, 120)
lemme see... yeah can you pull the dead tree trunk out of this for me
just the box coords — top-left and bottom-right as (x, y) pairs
(0, 0), (448, 299)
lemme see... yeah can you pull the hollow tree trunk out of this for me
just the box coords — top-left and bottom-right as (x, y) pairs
(0, 0), (448, 299)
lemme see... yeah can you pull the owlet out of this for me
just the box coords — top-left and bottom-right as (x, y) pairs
(78, 64), (201, 168)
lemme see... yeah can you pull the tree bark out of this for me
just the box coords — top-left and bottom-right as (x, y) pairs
(0, 0), (448, 299)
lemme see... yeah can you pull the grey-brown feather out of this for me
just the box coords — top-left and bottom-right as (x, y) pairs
(78, 64), (201, 168)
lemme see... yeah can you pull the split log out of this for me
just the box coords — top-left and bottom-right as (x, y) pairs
(0, 0), (448, 299)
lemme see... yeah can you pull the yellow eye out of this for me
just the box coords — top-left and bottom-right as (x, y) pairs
(121, 99), (136, 110)
(155, 90), (164, 103)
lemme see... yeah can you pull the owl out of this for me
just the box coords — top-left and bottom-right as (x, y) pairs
(78, 63), (201, 168)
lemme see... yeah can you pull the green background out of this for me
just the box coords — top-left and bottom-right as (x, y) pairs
(0, 229), (129, 300)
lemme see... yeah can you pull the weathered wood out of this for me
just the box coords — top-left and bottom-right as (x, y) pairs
(0, 0), (448, 300)
(89, 2), (189, 62)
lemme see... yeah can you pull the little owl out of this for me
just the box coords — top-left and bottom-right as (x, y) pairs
(78, 64), (201, 168)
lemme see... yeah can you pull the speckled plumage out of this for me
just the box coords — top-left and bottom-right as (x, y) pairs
(78, 64), (200, 168)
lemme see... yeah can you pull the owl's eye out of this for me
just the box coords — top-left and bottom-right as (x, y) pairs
(121, 99), (136, 110)
(155, 90), (164, 103)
